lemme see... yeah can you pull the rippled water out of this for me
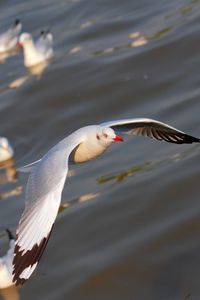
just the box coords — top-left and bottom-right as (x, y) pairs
(0, 0), (200, 299)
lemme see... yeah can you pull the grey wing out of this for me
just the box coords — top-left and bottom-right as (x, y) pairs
(101, 118), (200, 144)
(36, 31), (53, 57)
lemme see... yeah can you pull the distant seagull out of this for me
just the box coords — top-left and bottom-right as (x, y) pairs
(0, 20), (22, 53)
(12, 118), (200, 285)
(0, 230), (15, 289)
(17, 30), (53, 67)
(0, 137), (14, 163)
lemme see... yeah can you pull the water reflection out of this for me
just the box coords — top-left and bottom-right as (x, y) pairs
(97, 161), (153, 184)
(93, 30), (149, 57)
(8, 61), (50, 89)
(59, 192), (99, 214)
(97, 146), (199, 185)
(0, 159), (17, 185)
(150, 0), (200, 40)
(0, 286), (20, 300)
(28, 61), (49, 79)
(92, 0), (200, 59)
(58, 146), (198, 214)
(0, 49), (19, 65)
(0, 187), (23, 202)
(69, 46), (82, 55)
(8, 75), (29, 89)
(0, 159), (23, 201)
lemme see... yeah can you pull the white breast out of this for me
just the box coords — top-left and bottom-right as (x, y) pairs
(0, 261), (13, 289)
(23, 44), (44, 67)
(73, 141), (107, 163)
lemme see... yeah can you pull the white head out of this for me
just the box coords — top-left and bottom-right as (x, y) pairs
(17, 33), (33, 47)
(95, 127), (123, 146)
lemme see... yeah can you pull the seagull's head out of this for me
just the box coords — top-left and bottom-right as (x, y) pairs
(96, 127), (123, 146)
(17, 33), (32, 47)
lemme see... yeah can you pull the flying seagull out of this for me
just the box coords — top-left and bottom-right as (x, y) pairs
(12, 118), (200, 285)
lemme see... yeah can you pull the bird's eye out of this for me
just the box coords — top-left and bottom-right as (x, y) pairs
(103, 133), (108, 138)
(96, 134), (100, 140)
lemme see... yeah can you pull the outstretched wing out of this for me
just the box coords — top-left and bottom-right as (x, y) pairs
(12, 132), (84, 285)
(101, 118), (200, 144)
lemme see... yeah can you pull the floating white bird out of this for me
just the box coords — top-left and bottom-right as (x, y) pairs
(0, 137), (14, 163)
(0, 20), (22, 53)
(0, 230), (15, 289)
(18, 30), (53, 67)
(12, 118), (200, 285)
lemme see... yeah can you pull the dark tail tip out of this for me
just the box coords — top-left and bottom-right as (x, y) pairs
(6, 229), (15, 241)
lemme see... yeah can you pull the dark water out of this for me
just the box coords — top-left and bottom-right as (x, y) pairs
(0, 0), (200, 299)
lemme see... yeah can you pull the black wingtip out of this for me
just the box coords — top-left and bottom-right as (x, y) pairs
(40, 29), (50, 37)
(183, 134), (200, 144)
(14, 19), (20, 26)
(6, 229), (15, 241)
(12, 226), (54, 286)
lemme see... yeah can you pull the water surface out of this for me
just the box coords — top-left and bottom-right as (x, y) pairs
(0, 0), (200, 299)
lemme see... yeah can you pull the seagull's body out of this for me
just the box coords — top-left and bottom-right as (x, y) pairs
(0, 20), (22, 53)
(0, 137), (14, 163)
(18, 31), (53, 67)
(0, 230), (15, 289)
(12, 118), (200, 285)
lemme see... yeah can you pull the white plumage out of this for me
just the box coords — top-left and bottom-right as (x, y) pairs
(0, 20), (22, 53)
(0, 230), (15, 289)
(12, 118), (200, 285)
(18, 30), (53, 67)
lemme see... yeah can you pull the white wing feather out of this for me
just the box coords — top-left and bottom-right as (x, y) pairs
(12, 129), (86, 285)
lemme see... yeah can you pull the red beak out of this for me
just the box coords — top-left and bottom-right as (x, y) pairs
(113, 135), (123, 142)
(16, 41), (22, 47)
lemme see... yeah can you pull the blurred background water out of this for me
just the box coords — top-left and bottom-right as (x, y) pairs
(0, 0), (200, 299)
